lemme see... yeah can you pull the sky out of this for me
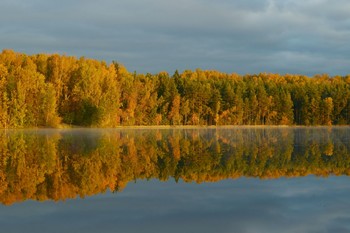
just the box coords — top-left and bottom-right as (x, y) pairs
(1, 0), (350, 76)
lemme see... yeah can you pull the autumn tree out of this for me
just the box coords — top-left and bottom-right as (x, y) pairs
(0, 49), (350, 128)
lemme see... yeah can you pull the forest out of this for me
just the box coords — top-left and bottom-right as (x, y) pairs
(1, 49), (350, 128)
(1, 128), (349, 204)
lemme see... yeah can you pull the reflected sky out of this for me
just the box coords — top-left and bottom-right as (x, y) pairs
(1, 176), (350, 233)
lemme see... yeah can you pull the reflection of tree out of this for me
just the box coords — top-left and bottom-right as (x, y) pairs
(0, 128), (350, 205)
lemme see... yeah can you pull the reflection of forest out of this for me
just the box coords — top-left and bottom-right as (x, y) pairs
(0, 128), (350, 205)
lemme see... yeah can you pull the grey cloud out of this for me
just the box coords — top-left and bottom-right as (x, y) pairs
(0, 0), (349, 75)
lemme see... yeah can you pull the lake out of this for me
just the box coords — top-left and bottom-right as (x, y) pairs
(0, 127), (350, 233)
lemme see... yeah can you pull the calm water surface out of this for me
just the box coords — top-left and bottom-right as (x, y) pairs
(0, 127), (350, 233)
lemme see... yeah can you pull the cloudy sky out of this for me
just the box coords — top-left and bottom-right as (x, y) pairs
(1, 0), (349, 75)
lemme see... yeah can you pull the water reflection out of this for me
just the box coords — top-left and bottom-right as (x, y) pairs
(0, 127), (350, 205)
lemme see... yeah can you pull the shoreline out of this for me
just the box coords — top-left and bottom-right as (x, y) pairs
(1, 124), (349, 131)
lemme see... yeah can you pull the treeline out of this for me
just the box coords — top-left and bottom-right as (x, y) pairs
(1, 128), (350, 204)
(1, 49), (350, 128)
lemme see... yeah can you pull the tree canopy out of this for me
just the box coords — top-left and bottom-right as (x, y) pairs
(1, 50), (350, 128)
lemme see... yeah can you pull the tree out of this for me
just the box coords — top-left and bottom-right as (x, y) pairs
(0, 50), (349, 128)
(321, 97), (333, 125)
(40, 83), (61, 127)
(0, 64), (9, 128)
(168, 95), (181, 125)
